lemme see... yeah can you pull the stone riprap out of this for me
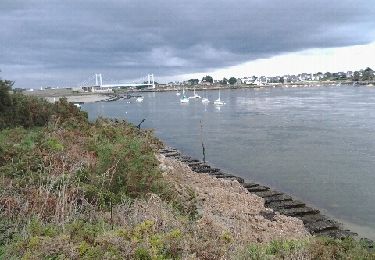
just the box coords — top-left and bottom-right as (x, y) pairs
(159, 146), (369, 242)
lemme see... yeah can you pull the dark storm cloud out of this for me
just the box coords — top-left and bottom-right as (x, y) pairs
(1, 0), (375, 87)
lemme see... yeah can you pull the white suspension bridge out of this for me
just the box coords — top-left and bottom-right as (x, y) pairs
(78, 73), (155, 92)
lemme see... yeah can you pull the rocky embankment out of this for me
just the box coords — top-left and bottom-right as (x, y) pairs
(158, 152), (309, 245)
(159, 147), (367, 242)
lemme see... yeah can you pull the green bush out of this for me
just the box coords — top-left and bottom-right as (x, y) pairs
(0, 80), (88, 129)
(79, 119), (167, 208)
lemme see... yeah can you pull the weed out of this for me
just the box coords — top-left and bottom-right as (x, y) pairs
(135, 247), (152, 260)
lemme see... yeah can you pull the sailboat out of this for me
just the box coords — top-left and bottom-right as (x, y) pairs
(202, 91), (209, 103)
(136, 96), (144, 102)
(213, 90), (225, 105)
(180, 88), (189, 103)
(189, 88), (201, 99)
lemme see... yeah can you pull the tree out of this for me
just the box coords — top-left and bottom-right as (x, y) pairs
(324, 72), (332, 79)
(362, 67), (374, 81)
(353, 71), (360, 81)
(188, 79), (199, 85)
(202, 75), (213, 84)
(221, 77), (228, 85)
(0, 79), (13, 113)
(228, 77), (237, 85)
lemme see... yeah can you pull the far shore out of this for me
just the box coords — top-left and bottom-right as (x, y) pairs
(26, 80), (375, 103)
(44, 94), (110, 103)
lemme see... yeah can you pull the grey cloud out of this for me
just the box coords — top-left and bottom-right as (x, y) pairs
(1, 0), (375, 87)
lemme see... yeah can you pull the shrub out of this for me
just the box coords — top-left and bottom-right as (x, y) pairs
(0, 84), (88, 130)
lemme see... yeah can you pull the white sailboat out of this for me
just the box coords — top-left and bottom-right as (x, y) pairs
(202, 97), (209, 103)
(180, 88), (189, 103)
(213, 90), (225, 105)
(202, 90), (209, 103)
(136, 96), (144, 102)
(189, 88), (201, 99)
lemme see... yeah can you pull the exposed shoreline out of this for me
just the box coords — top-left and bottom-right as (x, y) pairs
(158, 146), (374, 247)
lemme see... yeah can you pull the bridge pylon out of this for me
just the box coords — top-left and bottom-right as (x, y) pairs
(95, 74), (103, 86)
(148, 74), (155, 89)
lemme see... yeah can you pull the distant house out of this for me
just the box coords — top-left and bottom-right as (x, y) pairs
(241, 76), (257, 85)
(337, 72), (347, 79)
(312, 73), (323, 81)
(201, 80), (212, 85)
(298, 73), (313, 81)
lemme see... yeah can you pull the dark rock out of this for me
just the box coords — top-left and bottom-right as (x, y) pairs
(164, 152), (180, 157)
(264, 194), (293, 203)
(299, 214), (327, 224)
(318, 229), (357, 240)
(305, 220), (340, 233)
(266, 200), (305, 209)
(278, 207), (319, 217)
(193, 167), (220, 174)
(242, 182), (260, 188)
(252, 190), (284, 198)
(260, 210), (277, 221)
(208, 172), (225, 176)
(247, 186), (270, 192)
(187, 161), (203, 167)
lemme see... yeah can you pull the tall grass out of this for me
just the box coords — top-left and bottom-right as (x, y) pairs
(0, 94), (172, 258)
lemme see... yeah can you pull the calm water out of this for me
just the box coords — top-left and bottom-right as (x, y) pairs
(83, 86), (375, 239)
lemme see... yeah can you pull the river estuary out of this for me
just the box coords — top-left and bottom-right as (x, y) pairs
(83, 85), (375, 239)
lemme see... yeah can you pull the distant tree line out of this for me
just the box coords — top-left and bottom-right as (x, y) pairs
(186, 76), (239, 85)
(320, 67), (374, 81)
(184, 67), (374, 86)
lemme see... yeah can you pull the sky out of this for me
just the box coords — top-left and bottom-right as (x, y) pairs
(1, 0), (375, 88)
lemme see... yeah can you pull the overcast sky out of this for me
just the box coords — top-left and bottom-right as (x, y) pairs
(1, 0), (375, 88)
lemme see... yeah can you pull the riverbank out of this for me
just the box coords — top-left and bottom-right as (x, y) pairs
(158, 146), (374, 246)
(0, 121), (373, 258)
